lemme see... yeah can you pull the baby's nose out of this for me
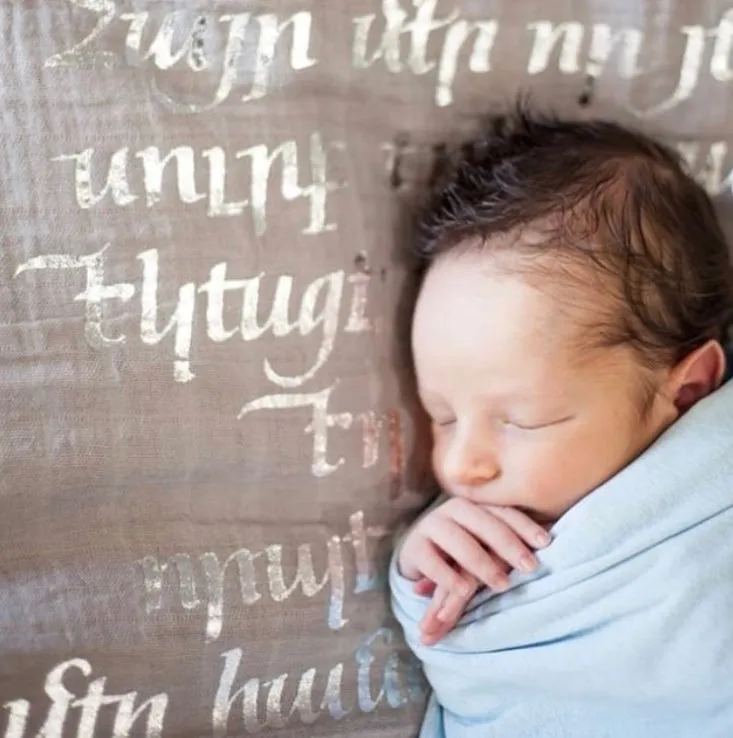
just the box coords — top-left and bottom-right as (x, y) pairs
(442, 438), (500, 488)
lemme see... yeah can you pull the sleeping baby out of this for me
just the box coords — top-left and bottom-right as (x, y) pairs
(390, 105), (733, 737)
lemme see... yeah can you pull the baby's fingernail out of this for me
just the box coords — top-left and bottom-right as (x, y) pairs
(459, 582), (472, 597)
(535, 531), (551, 547)
(494, 576), (510, 592)
(519, 554), (537, 572)
(436, 606), (451, 622)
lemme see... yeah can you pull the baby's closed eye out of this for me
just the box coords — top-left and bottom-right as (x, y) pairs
(501, 413), (576, 431)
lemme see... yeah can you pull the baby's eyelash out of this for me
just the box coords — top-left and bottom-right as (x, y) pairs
(503, 419), (545, 431)
(504, 415), (575, 431)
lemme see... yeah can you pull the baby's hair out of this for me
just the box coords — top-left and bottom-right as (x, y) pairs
(416, 102), (733, 369)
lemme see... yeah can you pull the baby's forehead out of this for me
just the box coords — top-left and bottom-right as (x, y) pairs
(413, 259), (646, 404)
(416, 252), (611, 357)
(423, 236), (616, 317)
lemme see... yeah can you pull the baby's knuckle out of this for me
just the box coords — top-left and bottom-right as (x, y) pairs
(480, 562), (498, 582)
(511, 543), (530, 561)
(449, 571), (468, 592)
(419, 514), (440, 537)
(465, 573), (480, 588)
(463, 575), (479, 595)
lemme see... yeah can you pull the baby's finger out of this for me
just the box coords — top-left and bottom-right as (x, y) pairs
(444, 499), (544, 575)
(485, 505), (553, 550)
(421, 618), (452, 646)
(421, 579), (479, 645)
(427, 517), (511, 591)
(420, 584), (450, 637)
(437, 578), (479, 625)
(412, 538), (477, 595)
(423, 616), (460, 645)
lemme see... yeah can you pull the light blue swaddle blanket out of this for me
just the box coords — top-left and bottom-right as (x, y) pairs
(390, 380), (733, 738)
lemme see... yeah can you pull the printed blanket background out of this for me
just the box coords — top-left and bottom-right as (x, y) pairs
(2, 1), (732, 736)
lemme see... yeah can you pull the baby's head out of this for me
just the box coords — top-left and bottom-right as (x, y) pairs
(412, 107), (733, 521)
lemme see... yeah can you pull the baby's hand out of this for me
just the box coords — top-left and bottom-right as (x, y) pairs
(398, 499), (551, 640)
(413, 575), (482, 645)
(413, 564), (507, 644)
(399, 497), (550, 589)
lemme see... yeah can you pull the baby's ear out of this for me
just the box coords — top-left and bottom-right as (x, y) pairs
(668, 340), (727, 414)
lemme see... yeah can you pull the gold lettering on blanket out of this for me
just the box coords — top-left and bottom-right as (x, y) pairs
(353, 0), (497, 107)
(43, 0), (118, 69)
(1, 645), (425, 738)
(238, 385), (352, 477)
(358, 409), (405, 497)
(13, 247), (397, 477)
(44, 2), (317, 111)
(136, 512), (390, 643)
(43, 1), (733, 117)
(238, 385), (406, 479)
(676, 140), (733, 196)
(13, 246), (135, 351)
(2, 659), (168, 738)
(13, 246), (367, 386)
(211, 628), (425, 735)
(525, 22), (643, 79)
(344, 271), (373, 334)
(355, 1), (733, 116)
(51, 133), (343, 236)
(711, 9), (733, 83)
(477, 12), (728, 116)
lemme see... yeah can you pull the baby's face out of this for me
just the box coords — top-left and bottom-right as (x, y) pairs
(412, 253), (676, 522)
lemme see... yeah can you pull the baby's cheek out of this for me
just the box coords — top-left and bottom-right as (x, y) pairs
(531, 443), (608, 514)
(511, 445), (576, 509)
